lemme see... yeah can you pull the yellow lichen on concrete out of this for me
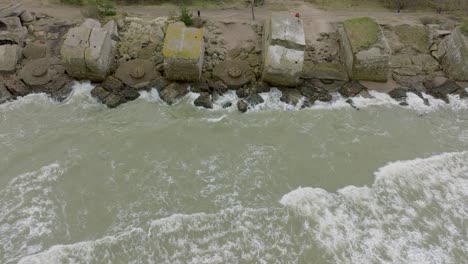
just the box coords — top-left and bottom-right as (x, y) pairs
(163, 22), (204, 60)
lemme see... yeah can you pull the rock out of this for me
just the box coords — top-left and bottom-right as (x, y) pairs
(423, 76), (448, 90)
(262, 13), (305, 86)
(61, 26), (113, 81)
(102, 94), (124, 108)
(426, 80), (467, 102)
(245, 93), (264, 106)
(339, 81), (367, 97)
(91, 85), (111, 101)
(212, 60), (255, 90)
(222, 101), (232, 108)
(252, 82), (270, 93)
(236, 86), (251, 98)
(208, 80), (229, 95)
(81, 18), (101, 29)
(45, 75), (74, 101)
(19, 58), (52, 86)
(411, 54), (439, 73)
(338, 17), (391, 82)
(102, 76), (125, 92)
(0, 16), (27, 44)
(194, 92), (213, 109)
(19, 10), (35, 23)
(163, 22), (204, 81)
(2, 76), (30, 96)
(438, 28), (468, 81)
(237, 100), (248, 113)
(23, 41), (47, 59)
(0, 83), (13, 103)
(150, 77), (170, 92)
(121, 87), (140, 101)
(0, 2), (25, 18)
(159, 83), (189, 105)
(191, 82), (210, 93)
(388, 87), (428, 105)
(0, 44), (21, 73)
(115, 59), (160, 88)
(302, 61), (349, 81)
(103, 20), (120, 41)
(280, 89), (302, 105)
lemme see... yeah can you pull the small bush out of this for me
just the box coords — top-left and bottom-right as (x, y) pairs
(81, 0), (116, 18)
(461, 22), (468, 35)
(178, 6), (193, 26)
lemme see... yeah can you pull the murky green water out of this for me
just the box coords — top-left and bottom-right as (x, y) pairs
(1, 83), (467, 263)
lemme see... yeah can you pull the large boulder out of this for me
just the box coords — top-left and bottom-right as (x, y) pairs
(0, 2), (25, 18)
(163, 22), (204, 81)
(262, 13), (305, 87)
(61, 26), (113, 81)
(338, 17), (390, 82)
(0, 44), (21, 72)
(438, 28), (468, 81)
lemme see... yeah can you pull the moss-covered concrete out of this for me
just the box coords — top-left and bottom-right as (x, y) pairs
(394, 24), (430, 53)
(343, 17), (379, 52)
(163, 22), (204, 81)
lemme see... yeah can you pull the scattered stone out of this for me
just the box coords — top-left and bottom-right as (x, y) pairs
(339, 81), (367, 97)
(2, 76), (30, 96)
(252, 82), (270, 93)
(20, 10), (35, 23)
(0, 44), (21, 73)
(150, 77), (170, 92)
(191, 82), (210, 93)
(0, 83), (13, 103)
(163, 22), (204, 81)
(19, 58), (52, 86)
(262, 13), (305, 86)
(102, 93), (124, 108)
(212, 60), (255, 90)
(237, 100), (248, 113)
(0, 16), (26, 44)
(23, 41), (47, 59)
(159, 83), (189, 105)
(115, 59), (160, 88)
(338, 17), (390, 82)
(426, 80), (468, 102)
(91, 85), (111, 101)
(280, 89), (302, 105)
(245, 94), (264, 106)
(0, 2), (25, 18)
(208, 80), (228, 95)
(194, 92), (213, 109)
(222, 101), (232, 108)
(236, 86), (251, 98)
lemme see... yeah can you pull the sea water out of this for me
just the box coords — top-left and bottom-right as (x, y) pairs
(0, 83), (467, 263)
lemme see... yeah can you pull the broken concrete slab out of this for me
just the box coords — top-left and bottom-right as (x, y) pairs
(23, 41), (47, 59)
(19, 10), (35, 23)
(115, 59), (160, 88)
(262, 13), (305, 87)
(0, 2), (25, 18)
(338, 17), (391, 82)
(0, 44), (21, 72)
(61, 26), (113, 81)
(81, 18), (101, 29)
(19, 58), (52, 86)
(103, 20), (119, 41)
(438, 28), (468, 81)
(212, 60), (255, 89)
(0, 16), (27, 44)
(163, 22), (204, 81)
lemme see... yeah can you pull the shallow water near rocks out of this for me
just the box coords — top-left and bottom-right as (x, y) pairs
(1, 83), (467, 263)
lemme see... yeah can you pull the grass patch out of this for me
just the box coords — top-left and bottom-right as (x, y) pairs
(394, 24), (428, 53)
(461, 21), (468, 36)
(343, 17), (379, 51)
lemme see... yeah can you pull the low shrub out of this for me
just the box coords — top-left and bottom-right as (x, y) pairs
(178, 6), (193, 26)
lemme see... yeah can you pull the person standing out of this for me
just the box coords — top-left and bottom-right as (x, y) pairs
(197, 10), (201, 18)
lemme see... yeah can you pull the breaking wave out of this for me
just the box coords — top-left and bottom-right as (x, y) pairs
(281, 151), (468, 264)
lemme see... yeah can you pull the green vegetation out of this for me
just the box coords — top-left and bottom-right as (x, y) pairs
(178, 6), (193, 26)
(394, 24), (429, 53)
(343, 17), (379, 51)
(461, 22), (468, 36)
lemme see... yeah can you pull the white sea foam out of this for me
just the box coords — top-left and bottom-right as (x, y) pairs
(281, 151), (468, 264)
(0, 163), (67, 264)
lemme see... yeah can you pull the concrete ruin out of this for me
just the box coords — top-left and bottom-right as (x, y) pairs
(0, 16), (27, 44)
(0, 44), (21, 72)
(338, 17), (390, 82)
(261, 14), (305, 87)
(163, 22), (204, 81)
(438, 27), (468, 81)
(61, 22), (113, 81)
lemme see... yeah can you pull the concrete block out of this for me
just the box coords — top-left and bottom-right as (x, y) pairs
(163, 22), (204, 81)
(338, 17), (390, 82)
(0, 16), (27, 44)
(0, 44), (21, 72)
(262, 13), (305, 87)
(439, 28), (468, 81)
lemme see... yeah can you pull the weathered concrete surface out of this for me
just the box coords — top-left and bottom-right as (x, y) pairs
(81, 18), (101, 29)
(338, 17), (390, 82)
(23, 41), (47, 59)
(0, 2), (25, 18)
(262, 14), (305, 87)
(163, 22), (204, 81)
(438, 28), (468, 81)
(212, 60), (255, 89)
(115, 59), (160, 88)
(61, 26), (113, 81)
(0, 44), (21, 72)
(19, 58), (51, 86)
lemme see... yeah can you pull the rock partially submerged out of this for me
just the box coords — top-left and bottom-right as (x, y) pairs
(90, 76), (140, 108)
